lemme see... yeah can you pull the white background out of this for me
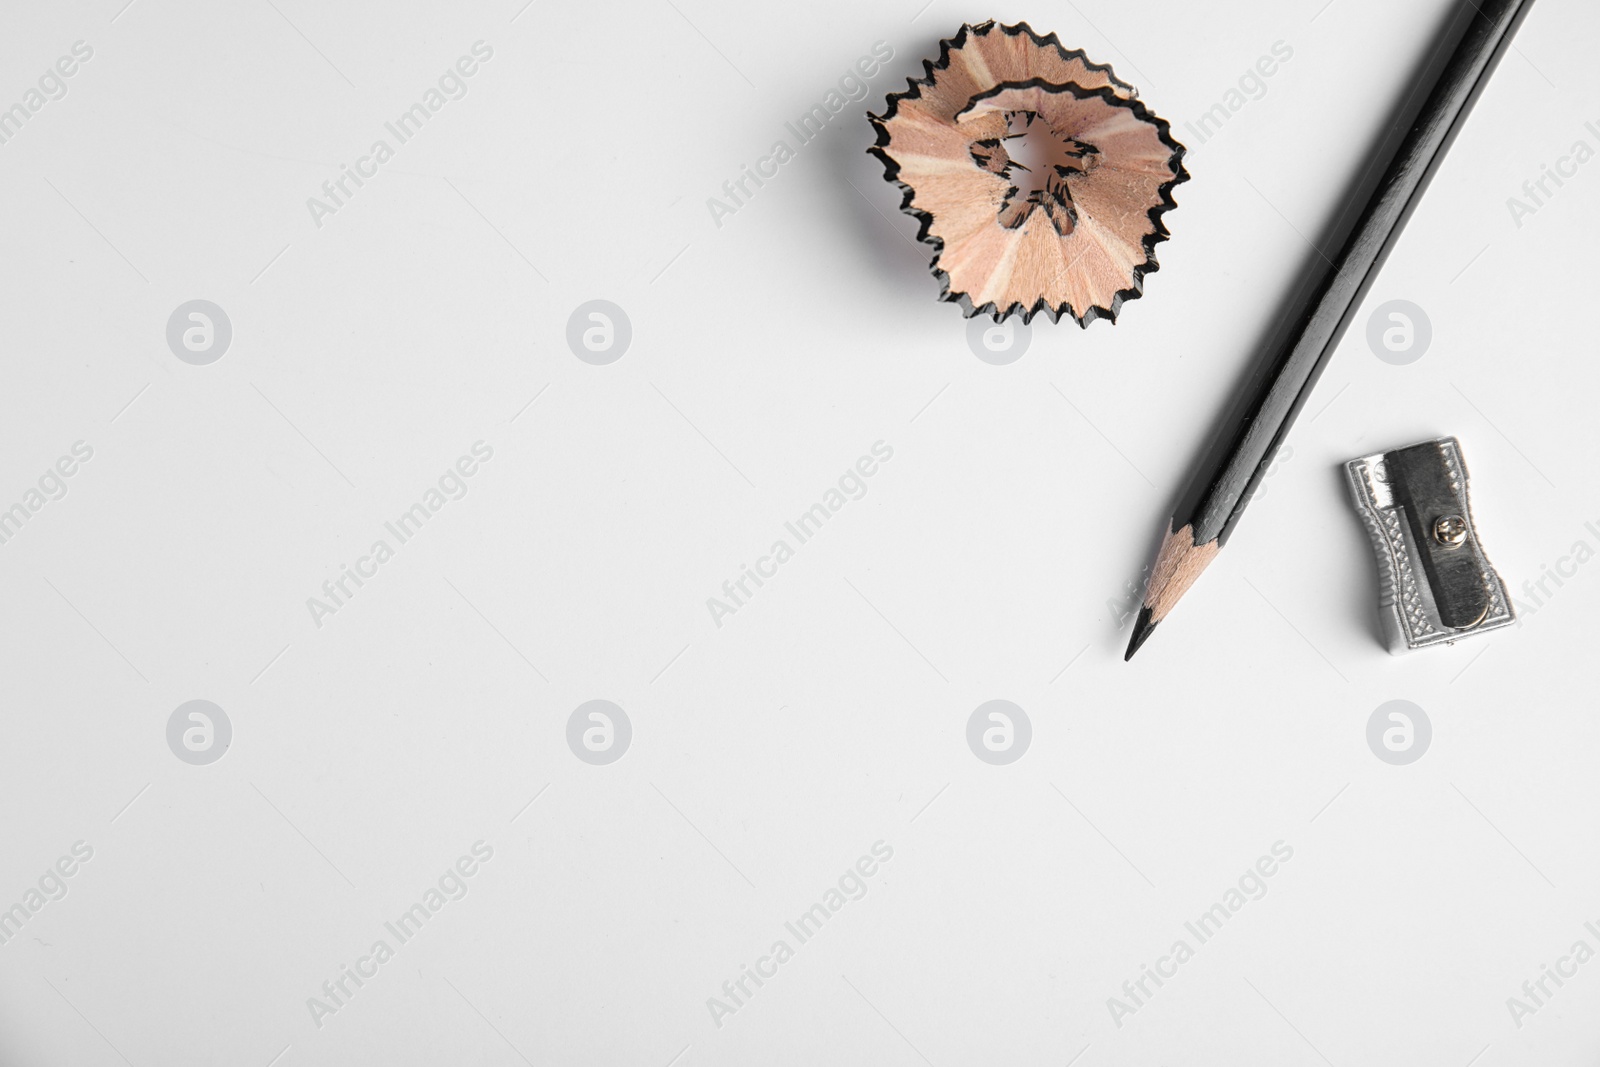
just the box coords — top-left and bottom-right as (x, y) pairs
(1, 0), (1598, 1064)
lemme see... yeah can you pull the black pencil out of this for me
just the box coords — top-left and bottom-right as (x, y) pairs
(1125, 0), (1538, 660)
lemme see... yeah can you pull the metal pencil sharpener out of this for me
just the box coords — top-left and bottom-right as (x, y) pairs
(1344, 436), (1514, 654)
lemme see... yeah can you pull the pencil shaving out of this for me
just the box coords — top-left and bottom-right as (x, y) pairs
(868, 21), (1188, 324)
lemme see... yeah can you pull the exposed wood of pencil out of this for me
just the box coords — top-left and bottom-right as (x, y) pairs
(1123, 0), (1536, 660)
(1124, 525), (1217, 660)
(1144, 525), (1219, 623)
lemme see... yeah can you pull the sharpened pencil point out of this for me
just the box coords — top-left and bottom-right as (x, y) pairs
(1124, 607), (1157, 661)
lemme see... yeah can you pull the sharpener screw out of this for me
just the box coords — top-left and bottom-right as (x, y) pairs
(1433, 514), (1468, 547)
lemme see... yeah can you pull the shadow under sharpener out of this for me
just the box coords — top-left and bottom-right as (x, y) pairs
(1344, 436), (1514, 654)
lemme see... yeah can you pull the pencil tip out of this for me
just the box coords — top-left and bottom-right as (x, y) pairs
(1124, 607), (1157, 661)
